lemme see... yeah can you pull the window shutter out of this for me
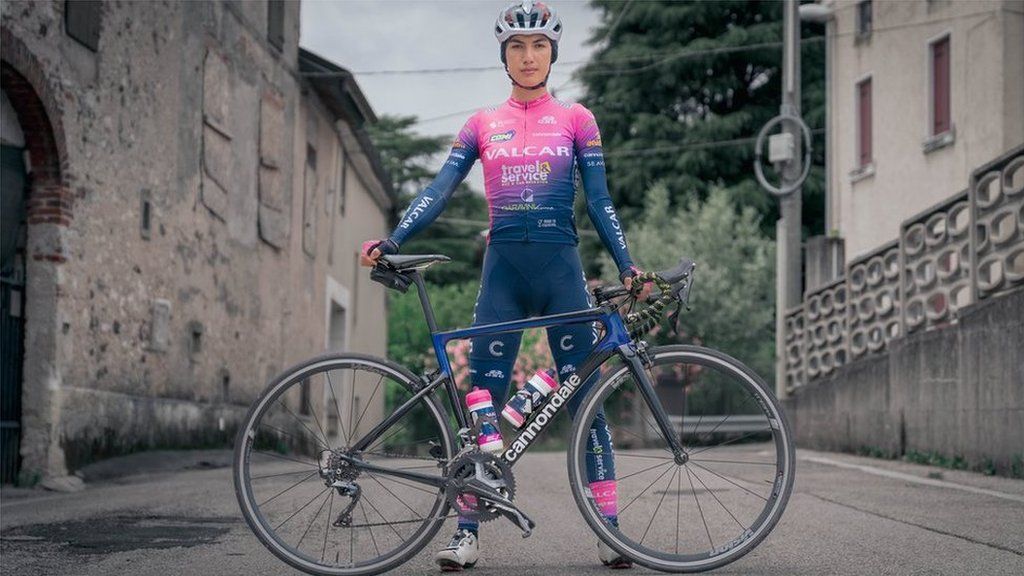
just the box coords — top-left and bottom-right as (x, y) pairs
(932, 37), (950, 135)
(858, 79), (872, 167)
(267, 0), (285, 50)
(65, 0), (102, 52)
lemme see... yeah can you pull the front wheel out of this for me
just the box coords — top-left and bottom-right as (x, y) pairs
(567, 345), (795, 573)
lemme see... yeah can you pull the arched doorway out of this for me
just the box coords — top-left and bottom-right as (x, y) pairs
(1, 87), (27, 484)
(2, 27), (73, 484)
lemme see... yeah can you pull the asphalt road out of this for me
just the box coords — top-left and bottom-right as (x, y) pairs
(2, 447), (1023, 576)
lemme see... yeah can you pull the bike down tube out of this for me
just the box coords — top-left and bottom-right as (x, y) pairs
(617, 342), (687, 457)
(350, 371), (449, 453)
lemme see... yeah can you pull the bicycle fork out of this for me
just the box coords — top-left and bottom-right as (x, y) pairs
(617, 343), (689, 464)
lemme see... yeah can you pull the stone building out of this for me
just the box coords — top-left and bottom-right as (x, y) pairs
(1, 1), (394, 485)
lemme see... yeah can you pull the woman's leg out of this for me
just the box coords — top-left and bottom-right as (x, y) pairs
(539, 246), (619, 527)
(460, 243), (529, 535)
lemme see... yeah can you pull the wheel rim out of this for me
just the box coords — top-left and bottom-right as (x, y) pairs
(235, 357), (454, 574)
(571, 348), (793, 570)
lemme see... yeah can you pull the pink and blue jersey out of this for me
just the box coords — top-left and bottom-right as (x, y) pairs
(388, 93), (634, 277)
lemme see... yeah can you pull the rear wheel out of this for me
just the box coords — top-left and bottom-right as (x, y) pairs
(233, 352), (456, 575)
(567, 345), (795, 573)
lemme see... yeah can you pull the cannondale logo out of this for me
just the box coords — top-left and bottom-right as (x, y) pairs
(489, 340), (505, 356)
(520, 188), (535, 202)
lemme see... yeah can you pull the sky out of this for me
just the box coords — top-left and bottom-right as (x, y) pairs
(299, 0), (605, 191)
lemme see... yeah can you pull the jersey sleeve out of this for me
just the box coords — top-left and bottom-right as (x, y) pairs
(572, 104), (635, 277)
(388, 114), (480, 247)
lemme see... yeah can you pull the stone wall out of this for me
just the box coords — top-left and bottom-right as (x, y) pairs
(784, 287), (1023, 475)
(1, 1), (392, 480)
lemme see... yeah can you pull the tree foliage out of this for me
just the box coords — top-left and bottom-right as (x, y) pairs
(366, 114), (490, 285)
(574, 0), (825, 275)
(597, 184), (776, 382)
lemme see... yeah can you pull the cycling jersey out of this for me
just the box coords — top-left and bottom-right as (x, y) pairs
(388, 93), (635, 277)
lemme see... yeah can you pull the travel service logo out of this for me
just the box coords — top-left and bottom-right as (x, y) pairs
(500, 161), (552, 187)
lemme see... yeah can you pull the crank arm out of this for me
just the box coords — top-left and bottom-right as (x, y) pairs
(463, 479), (536, 538)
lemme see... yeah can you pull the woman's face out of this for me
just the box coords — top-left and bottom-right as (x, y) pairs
(505, 34), (552, 86)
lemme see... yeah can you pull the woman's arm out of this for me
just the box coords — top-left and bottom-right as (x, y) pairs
(573, 104), (635, 280)
(387, 115), (480, 247)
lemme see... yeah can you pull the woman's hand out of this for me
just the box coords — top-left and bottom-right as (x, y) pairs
(621, 266), (653, 301)
(359, 239), (398, 267)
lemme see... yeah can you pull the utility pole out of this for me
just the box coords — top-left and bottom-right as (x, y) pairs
(775, 0), (803, 400)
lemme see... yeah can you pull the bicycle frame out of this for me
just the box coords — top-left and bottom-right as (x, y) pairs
(344, 270), (685, 488)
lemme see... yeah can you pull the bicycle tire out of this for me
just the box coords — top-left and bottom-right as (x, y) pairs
(233, 351), (456, 576)
(567, 345), (795, 573)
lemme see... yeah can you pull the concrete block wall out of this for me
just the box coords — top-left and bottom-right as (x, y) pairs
(784, 287), (1023, 475)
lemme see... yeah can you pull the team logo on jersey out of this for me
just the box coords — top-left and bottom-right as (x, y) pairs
(538, 115), (557, 125)
(521, 188), (535, 202)
(489, 130), (515, 143)
(451, 139), (466, 150)
(585, 136), (603, 148)
(485, 146), (571, 160)
(501, 161), (552, 187)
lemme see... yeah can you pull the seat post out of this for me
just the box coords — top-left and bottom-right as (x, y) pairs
(408, 271), (440, 334)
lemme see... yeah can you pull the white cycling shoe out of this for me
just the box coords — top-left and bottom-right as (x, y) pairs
(599, 539), (633, 569)
(435, 529), (479, 571)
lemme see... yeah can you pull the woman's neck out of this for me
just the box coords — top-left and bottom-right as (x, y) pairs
(510, 86), (549, 104)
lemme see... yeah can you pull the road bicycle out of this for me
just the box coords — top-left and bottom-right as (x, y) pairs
(233, 253), (795, 574)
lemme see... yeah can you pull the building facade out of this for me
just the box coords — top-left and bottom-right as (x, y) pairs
(1, 1), (393, 484)
(826, 0), (1023, 259)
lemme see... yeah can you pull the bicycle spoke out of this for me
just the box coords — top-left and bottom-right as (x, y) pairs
(325, 370), (351, 447)
(321, 491), (334, 562)
(619, 463), (675, 515)
(616, 459), (673, 482)
(360, 490), (405, 541)
(689, 457), (776, 467)
(253, 449), (318, 469)
(365, 471), (440, 496)
(252, 468), (322, 481)
(274, 486), (332, 532)
(367, 420), (410, 454)
(684, 465), (714, 549)
(688, 431), (764, 457)
(686, 412), (706, 450)
(260, 422), (328, 452)
(297, 489), (332, 549)
(639, 466), (677, 545)
(689, 461), (768, 502)
(280, 399), (331, 453)
(675, 467), (681, 555)
(688, 464), (746, 530)
(347, 370), (357, 445)
(366, 474), (424, 519)
(259, 470), (321, 507)
(304, 380), (332, 451)
(358, 498), (381, 559)
(351, 374), (385, 440)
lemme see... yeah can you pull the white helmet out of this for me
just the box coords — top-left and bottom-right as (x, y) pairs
(495, 1), (562, 63)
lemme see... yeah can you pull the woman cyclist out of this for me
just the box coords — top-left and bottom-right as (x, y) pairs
(361, 2), (649, 571)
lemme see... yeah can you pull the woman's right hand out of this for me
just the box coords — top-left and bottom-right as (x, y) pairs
(359, 238), (398, 267)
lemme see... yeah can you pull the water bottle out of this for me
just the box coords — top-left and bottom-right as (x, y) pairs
(466, 389), (504, 453)
(501, 368), (560, 429)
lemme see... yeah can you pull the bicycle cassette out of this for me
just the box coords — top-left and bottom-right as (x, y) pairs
(444, 451), (516, 523)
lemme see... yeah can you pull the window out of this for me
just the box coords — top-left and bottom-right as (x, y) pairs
(856, 78), (872, 168)
(65, 0), (102, 52)
(267, 0), (285, 50)
(930, 36), (951, 136)
(856, 1), (873, 39)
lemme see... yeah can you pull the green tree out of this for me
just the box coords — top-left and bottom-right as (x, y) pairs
(574, 0), (825, 275)
(366, 114), (489, 285)
(597, 184), (776, 382)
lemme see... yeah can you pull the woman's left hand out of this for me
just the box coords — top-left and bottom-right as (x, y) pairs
(622, 266), (653, 301)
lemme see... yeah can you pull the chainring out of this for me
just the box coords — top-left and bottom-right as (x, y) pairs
(444, 451), (516, 523)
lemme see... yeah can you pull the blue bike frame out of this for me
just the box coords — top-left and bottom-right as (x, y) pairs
(345, 269), (684, 487)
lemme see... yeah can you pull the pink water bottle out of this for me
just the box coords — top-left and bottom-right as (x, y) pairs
(466, 389), (504, 453)
(502, 368), (560, 429)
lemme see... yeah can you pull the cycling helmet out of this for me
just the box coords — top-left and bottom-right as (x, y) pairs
(495, 1), (562, 65)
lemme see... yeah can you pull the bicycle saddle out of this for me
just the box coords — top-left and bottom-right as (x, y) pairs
(383, 254), (451, 271)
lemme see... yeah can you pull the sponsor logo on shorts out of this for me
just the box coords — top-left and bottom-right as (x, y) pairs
(485, 369), (504, 378)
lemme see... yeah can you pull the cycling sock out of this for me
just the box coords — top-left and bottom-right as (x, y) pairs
(457, 518), (479, 536)
(590, 479), (618, 525)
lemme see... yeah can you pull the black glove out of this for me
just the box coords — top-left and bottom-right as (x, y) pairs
(365, 238), (399, 256)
